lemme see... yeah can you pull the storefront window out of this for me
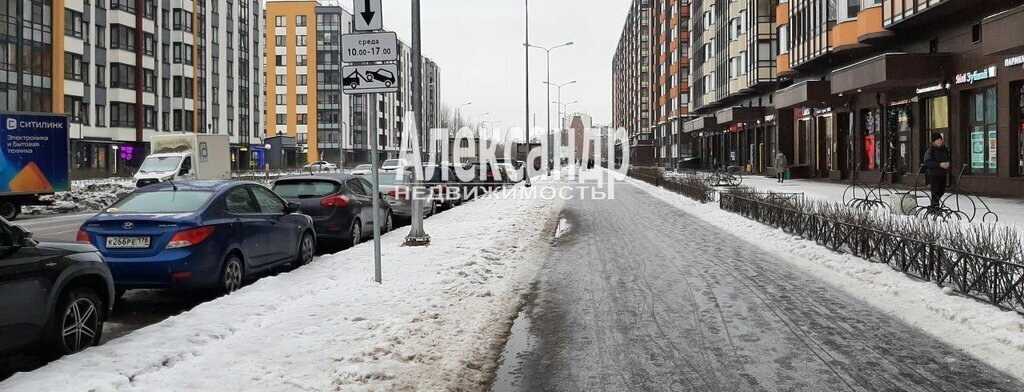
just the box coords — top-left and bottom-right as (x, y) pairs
(1018, 85), (1024, 176)
(862, 109), (881, 171)
(887, 104), (911, 174)
(968, 87), (997, 175)
(925, 96), (949, 170)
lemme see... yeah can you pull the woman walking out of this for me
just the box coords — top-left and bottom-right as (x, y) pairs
(774, 151), (789, 183)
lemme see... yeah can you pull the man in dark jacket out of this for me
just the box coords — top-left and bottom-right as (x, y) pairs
(922, 133), (951, 208)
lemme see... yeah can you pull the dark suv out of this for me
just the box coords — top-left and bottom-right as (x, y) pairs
(0, 218), (114, 356)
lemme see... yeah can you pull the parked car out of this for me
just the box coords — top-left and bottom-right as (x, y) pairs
(0, 218), (115, 356)
(303, 161), (338, 172)
(381, 159), (410, 171)
(77, 181), (316, 294)
(365, 68), (396, 87)
(421, 165), (462, 210)
(272, 174), (392, 248)
(378, 169), (434, 221)
(351, 164), (373, 176)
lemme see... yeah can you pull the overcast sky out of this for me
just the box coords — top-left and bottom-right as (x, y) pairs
(372, 0), (632, 133)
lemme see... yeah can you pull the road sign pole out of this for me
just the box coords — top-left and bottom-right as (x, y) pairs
(524, 0), (531, 188)
(405, 0), (430, 246)
(369, 94), (382, 283)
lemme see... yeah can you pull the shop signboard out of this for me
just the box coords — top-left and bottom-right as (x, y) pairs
(1005, 55), (1024, 68)
(971, 131), (985, 169)
(955, 66), (997, 85)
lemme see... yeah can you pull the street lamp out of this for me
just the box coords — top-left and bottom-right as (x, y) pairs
(476, 112), (491, 133)
(455, 101), (473, 131)
(553, 99), (579, 131)
(525, 41), (574, 172)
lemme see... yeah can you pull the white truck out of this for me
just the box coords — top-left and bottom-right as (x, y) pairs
(134, 134), (231, 188)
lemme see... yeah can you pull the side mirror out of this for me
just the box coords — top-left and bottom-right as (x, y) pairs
(286, 201), (301, 214)
(11, 225), (35, 248)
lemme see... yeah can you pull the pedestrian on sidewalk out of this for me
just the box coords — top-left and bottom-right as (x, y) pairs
(774, 151), (789, 183)
(923, 133), (951, 209)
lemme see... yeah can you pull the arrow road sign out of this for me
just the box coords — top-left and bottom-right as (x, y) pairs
(342, 64), (400, 95)
(354, 0), (383, 31)
(342, 32), (398, 63)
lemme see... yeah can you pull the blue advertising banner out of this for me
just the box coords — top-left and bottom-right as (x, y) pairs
(0, 113), (70, 194)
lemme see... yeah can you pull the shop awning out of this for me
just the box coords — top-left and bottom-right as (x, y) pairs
(682, 117), (715, 134)
(774, 80), (832, 109)
(830, 53), (953, 94)
(982, 5), (1024, 55)
(716, 106), (767, 125)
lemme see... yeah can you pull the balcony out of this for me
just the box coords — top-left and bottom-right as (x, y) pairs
(857, 5), (893, 44)
(982, 5), (1024, 56)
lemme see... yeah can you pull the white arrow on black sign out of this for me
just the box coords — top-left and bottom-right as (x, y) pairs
(354, 0), (383, 31)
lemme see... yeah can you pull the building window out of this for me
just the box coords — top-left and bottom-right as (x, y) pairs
(111, 0), (135, 13)
(296, 55), (307, 66)
(276, 94), (286, 105)
(862, 109), (881, 171)
(96, 26), (106, 48)
(296, 15), (306, 27)
(110, 102), (136, 128)
(297, 114), (307, 125)
(276, 75), (287, 86)
(275, 35), (286, 46)
(65, 96), (87, 124)
(96, 105), (105, 127)
(275, 16), (285, 27)
(173, 9), (194, 32)
(1018, 84), (1024, 176)
(65, 10), (84, 38)
(64, 53), (85, 82)
(110, 63), (136, 89)
(967, 87), (997, 174)
(276, 113), (287, 124)
(296, 35), (306, 46)
(276, 55), (287, 66)
(110, 24), (137, 51)
(296, 94), (307, 105)
(297, 75), (307, 86)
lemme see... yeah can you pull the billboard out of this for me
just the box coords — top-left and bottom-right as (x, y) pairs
(0, 113), (69, 194)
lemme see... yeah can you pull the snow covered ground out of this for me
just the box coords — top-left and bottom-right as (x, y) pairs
(2, 181), (563, 391)
(627, 175), (1024, 381)
(665, 170), (1024, 230)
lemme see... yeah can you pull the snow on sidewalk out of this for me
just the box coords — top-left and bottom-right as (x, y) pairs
(627, 176), (1024, 381)
(668, 171), (1024, 230)
(3, 182), (563, 392)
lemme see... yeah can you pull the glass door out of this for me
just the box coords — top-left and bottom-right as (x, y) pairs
(968, 87), (998, 175)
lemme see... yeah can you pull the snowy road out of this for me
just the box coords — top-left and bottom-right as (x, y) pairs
(500, 178), (1024, 391)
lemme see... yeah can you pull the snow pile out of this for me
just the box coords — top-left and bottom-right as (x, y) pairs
(554, 216), (571, 239)
(627, 175), (1024, 381)
(3, 181), (563, 391)
(23, 179), (136, 215)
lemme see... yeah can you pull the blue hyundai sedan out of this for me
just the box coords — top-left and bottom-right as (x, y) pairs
(77, 181), (316, 294)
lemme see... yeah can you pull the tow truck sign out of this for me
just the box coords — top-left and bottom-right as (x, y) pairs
(342, 64), (400, 95)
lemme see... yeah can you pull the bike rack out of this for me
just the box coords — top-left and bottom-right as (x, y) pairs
(901, 165), (998, 223)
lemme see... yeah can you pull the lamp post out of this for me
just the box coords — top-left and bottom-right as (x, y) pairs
(455, 101), (473, 131)
(524, 0), (531, 187)
(553, 99), (579, 132)
(526, 41), (573, 173)
(544, 80), (575, 167)
(476, 112), (490, 135)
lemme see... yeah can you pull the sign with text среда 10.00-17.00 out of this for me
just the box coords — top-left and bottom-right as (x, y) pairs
(341, 31), (398, 63)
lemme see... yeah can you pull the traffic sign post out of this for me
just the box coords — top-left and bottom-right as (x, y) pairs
(342, 64), (400, 95)
(354, 0), (383, 31)
(341, 32), (398, 63)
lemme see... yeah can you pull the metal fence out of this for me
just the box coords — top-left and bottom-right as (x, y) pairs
(627, 169), (716, 204)
(720, 192), (1024, 314)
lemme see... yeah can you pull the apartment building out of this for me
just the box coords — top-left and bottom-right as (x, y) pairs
(47, 0), (265, 178)
(266, 1), (440, 167)
(768, 0), (1024, 197)
(651, 0), (695, 168)
(612, 0), (655, 166)
(684, 0), (777, 174)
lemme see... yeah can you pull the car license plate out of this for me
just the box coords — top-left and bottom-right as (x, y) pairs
(106, 236), (151, 249)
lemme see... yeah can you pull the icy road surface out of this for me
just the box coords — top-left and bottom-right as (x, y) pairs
(502, 179), (1024, 391)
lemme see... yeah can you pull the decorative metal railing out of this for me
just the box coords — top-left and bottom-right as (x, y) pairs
(627, 169), (716, 204)
(720, 192), (1024, 313)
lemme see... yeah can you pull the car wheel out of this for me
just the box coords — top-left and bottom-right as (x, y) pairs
(220, 254), (244, 294)
(52, 287), (104, 355)
(384, 212), (394, 233)
(0, 201), (19, 220)
(350, 83), (359, 89)
(350, 219), (362, 247)
(296, 232), (315, 266)
(385, 80), (393, 87)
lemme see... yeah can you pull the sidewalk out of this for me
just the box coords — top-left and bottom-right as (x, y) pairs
(667, 171), (1024, 230)
(626, 175), (1024, 383)
(2, 181), (563, 392)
